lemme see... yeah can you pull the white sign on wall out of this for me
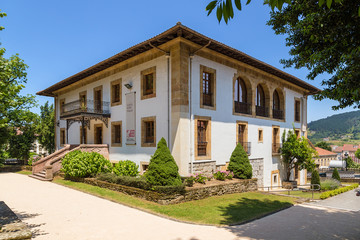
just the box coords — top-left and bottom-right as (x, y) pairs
(126, 92), (136, 145)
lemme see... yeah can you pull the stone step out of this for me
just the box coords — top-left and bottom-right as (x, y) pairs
(34, 172), (46, 178)
(28, 174), (52, 181)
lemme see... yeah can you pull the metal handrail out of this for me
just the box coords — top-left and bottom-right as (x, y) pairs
(259, 184), (321, 199)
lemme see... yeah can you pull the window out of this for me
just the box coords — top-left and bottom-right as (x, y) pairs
(111, 121), (122, 147)
(79, 91), (87, 110)
(195, 116), (211, 159)
(256, 85), (268, 117)
(258, 128), (263, 143)
(272, 126), (281, 154)
(140, 162), (149, 174)
(272, 90), (284, 120)
(60, 128), (66, 146)
(141, 116), (156, 147)
(94, 124), (103, 144)
(200, 65), (216, 110)
(111, 79), (122, 106)
(141, 67), (156, 100)
(80, 126), (87, 144)
(234, 77), (251, 114)
(237, 121), (250, 155)
(94, 86), (103, 113)
(295, 99), (301, 122)
(59, 99), (65, 115)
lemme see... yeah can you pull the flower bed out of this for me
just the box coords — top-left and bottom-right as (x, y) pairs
(320, 183), (359, 199)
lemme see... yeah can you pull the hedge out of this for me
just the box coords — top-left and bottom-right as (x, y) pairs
(320, 184), (359, 199)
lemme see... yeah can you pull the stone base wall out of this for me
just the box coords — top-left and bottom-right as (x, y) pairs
(83, 178), (258, 205)
(189, 161), (216, 175)
(250, 158), (264, 187)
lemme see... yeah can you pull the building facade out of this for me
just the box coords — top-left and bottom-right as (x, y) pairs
(314, 147), (337, 169)
(38, 23), (319, 187)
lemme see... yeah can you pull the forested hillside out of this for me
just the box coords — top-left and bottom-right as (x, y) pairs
(308, 110), (360, 143)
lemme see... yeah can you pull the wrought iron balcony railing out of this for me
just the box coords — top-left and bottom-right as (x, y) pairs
(197, 142), (207, 156)
(272, 143), (282, 154)
(256, 106), (269, 117)
(60, 100), (110, 118)
(273, 109), (284, 120)
(237, 141), (251, 155)
(234, 101), (251, 115)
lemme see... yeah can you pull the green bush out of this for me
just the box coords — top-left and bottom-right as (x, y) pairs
(320, 184), (359, 199)
(145, 138), (182, 186)
(332, 168), (341, 181)
(228, 143), (252, 179)
(184, 176), (195, 187)
(193, 173), (207, 184)
(320, 179), (340, 191)
(310, 170), (321, 189)
(113, 160), (139, 177)
(61, 150), (112, 178)
(97, 173), (151, 190)
(213, 171), (226, 181)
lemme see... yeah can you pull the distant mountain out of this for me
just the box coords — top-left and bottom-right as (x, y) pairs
(308, 110), (360, 142)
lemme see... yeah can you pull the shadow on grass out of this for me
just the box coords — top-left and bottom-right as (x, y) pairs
(218, 197), (292, 225)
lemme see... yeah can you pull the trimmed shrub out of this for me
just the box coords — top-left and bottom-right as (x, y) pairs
(61, 150), (112, 178)
(113, 160), (139, 177)
(228, 143), (252, 179)
(145, 138), (182, 186)
(332, 168), (341, 181)
(320, 184), (359, 199)
(320, 179), (340, 191)
(310, 170), (321, 189)
(213, 170), (226, 181)
(193, 173), (207, 184)
(97, 173), (151, 190)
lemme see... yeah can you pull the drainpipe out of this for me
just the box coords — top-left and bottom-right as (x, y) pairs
(189, 41), (211, 174)
(149, 42), (171, 148)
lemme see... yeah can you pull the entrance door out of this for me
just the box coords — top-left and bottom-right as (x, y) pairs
(95, 125), (103, 144)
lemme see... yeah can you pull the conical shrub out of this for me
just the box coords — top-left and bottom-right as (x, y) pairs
(228, 143), (252, 179)
(311, 169), (321, 189)
(145, 138), (182, 186)
(332, 168), (341, 182)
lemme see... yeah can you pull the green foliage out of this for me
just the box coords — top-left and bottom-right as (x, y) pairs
(61, 150), (112, 178)
(36, 102), (55, 154)
(355, 149), (360, 160)
(113, 160), (139, 177)
(268, 0), (360, 110)
(331, 168), (341, 181)
(205, 0), (354, 24)
(320, 184), (358, 199)
(193, 173), (207, 184)
(281, 129), (316, 181)
(315, 142), (331, 151)
(344, 157), (359, 169)
(185, 176), (195, 187)
(228, 143), (252, 179)
(213, 170), (234, 181)
(320, 179), (340, 191)
(310, 170), (320, 189)
(145, 138), (182, 186)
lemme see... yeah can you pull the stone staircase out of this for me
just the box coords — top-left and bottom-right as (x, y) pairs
(29, 144), (109, 181)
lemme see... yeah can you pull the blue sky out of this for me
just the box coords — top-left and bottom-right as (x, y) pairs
(1, 0), (355, 122)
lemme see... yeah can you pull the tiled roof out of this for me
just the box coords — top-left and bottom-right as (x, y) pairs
(315, 147), (337, 156)
(342, 144), (359, 152)
(37, 23), (320, 97)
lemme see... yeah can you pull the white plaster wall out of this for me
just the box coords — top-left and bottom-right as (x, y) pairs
(56, 56), (170, 166)
(189, 56), (306, 186)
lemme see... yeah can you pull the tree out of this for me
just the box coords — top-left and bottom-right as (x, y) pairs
(281, 129), (316, 181)
(36, 102), (55, 154)
(355, 148), (360, 160)
(311, 169), (320, 189)
(0, 10), (36, 154)
(145, 138), (182, 186)
(332, 168), (341, 181)
(315, 141), (331, 151)
(344, 156), (358, 169)
(205, 0), (356, 24)
(228, 143), (252, 179)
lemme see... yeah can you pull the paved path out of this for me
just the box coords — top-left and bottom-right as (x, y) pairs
(1, 173), (359, 240)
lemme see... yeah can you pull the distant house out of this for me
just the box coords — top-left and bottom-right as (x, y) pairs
(342, 144), (360, 163)
(314, 147), (337, 169)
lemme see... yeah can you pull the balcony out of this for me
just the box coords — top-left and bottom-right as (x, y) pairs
(202, 93), (213, 107)
(272, 143), (282, 155)
(273, 109), (284, 120)
(234, 101), (251, 115)
(237, 141), (251, 155)
(60, 100), (110, 119)
(256, 106), (269, 117)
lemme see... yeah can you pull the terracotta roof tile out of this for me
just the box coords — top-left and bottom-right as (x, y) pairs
(315, 147), (337, 156)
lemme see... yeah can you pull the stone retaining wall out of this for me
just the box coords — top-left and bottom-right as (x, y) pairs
(82, 178), (257, 205)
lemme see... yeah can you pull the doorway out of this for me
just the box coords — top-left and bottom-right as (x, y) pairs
(94, 124), (103, 144)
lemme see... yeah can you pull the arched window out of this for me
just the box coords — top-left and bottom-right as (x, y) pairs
(235, 78), (247, 103)
(273, 90), (280, 110)
(256, 85), (265, 107)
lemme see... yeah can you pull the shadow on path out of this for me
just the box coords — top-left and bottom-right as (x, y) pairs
(14, 210), (48, 238)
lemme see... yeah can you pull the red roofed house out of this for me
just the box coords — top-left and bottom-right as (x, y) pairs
(314, 147), (337, 169)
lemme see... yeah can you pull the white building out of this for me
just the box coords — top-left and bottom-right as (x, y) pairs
(37, 23), (319, 187)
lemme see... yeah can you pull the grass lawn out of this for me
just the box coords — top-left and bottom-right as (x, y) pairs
(53, 177), (296, 225)
(16, 170), (32, 175)
(282, 190), (322, 199)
